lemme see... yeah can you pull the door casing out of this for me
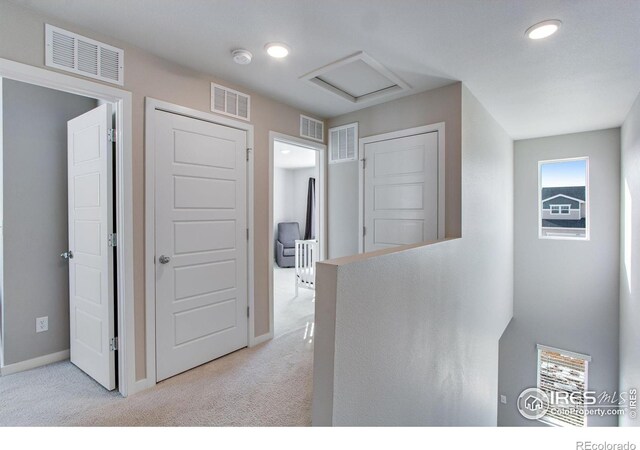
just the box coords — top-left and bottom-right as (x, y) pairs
(144, 98), (255, 390)
(268, 132), (327, 344)
(358, 123), (446, 253)
(0, 58), (135, 396)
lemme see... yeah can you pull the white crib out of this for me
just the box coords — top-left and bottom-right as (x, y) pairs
(294, 239), (318, 296)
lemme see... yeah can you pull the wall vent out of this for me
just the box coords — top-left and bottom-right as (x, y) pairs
(300, 115), (324, 142)
(45, 24), (124, 85)
(329, 123), (358, 164)
(211, 83), (251, 121)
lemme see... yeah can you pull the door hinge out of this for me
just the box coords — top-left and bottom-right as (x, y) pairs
(108, 233), (117, 247)
(363, 226), (367, 237)
(109, 337), (118, 351)
(247, 306), (250, 318)
(246, 148), (252, 161)
(246, 228), (249, 240)
(361, 158), (366, 169)
(107, 129), (116, 143)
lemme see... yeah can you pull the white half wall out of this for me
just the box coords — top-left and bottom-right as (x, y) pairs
(620, 92), (640, 427)
(313, 86), (513, 425)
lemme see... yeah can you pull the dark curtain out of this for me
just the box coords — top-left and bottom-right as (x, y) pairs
(304, 177), (316, 240)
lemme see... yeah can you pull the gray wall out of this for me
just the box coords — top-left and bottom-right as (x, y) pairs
(620, 92), (640, 427)
(313, 86), (513, 425)
(1, 79), (97, 366)
(326, 83), (462, 259)
(498, 128), (621, 426)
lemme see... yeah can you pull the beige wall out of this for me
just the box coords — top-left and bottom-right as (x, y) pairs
(0, 0), (318, 379)
(326, 83), (462, 258)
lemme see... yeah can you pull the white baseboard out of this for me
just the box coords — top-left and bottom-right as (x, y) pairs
(0, 349), (70, 376)
(128, 377), (155, 396)
(250, 332), (274, 347)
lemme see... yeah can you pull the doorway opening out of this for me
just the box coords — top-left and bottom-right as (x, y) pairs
(0, 58), (134, 397)
(270, 133), (326, 340)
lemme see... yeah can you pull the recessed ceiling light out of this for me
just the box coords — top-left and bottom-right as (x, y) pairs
(265, 43), (290, 58)
(280, 149), (291, 154)
(231, 49), (253, 65)
(526, 19), (562, 40)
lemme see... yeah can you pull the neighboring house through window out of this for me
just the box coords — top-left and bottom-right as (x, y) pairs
(539, 158), (589, 239)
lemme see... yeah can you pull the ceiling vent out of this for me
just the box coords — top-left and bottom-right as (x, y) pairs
(211, 83), (251, 121)
(300, 115), (324, 142)
(45, 24), (124, 85)
(300, 52), (410, 104)
(329, 123), (358, 164)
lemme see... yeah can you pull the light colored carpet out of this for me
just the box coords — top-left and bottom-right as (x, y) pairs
(0, 268), (315, 426)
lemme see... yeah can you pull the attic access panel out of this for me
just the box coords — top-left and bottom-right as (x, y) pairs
(301, 52), (410, 104)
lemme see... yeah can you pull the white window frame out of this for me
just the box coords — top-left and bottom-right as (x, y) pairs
(538, 157), (590, 241)
(549, 204), (571, 215)
(536, 344), (591, 428)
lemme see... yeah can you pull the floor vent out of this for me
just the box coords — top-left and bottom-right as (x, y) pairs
(329, 123), (358, 164)
(211, 83), (251, 121)
(300, 115), (324, 142)
(45, 24), (124, 85)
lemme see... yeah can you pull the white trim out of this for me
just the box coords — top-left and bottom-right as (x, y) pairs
(300, 52), (411, 104)
(542, 193), (585, 204)
(549, 204), (571, 215)
(144, 98), (255, 391)
(538, 157), (590, 241)
(0, 349), (69, 376)
(269, 132), (327, 340)
(0, 58), (134, 396)
(357, 123), (446, 253)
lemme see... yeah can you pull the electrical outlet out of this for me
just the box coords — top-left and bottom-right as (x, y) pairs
(500, 395), (507, 404)
(36, 316), (48, 333)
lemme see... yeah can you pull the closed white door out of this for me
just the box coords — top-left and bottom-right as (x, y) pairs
(363, 131), (439, 252)
(67, 103), (116, 390)
(155, 110), (248, 382)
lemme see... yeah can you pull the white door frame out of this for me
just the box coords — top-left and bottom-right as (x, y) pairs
(0, 58), (135, 396)
(269, 132), (326, 340)
(358, 123), (446, 253)
(144, 98), (255, 389)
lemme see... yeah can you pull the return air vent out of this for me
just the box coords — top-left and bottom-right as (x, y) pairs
(45, 24), (124, 85)
(328, 123), (358, 164)
(300, 115), (324, 142)
(211, 83), (251, 121)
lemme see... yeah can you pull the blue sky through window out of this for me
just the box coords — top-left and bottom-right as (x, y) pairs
(541, 159), (587, 187)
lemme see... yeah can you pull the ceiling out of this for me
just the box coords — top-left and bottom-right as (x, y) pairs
(13, 0), (640, 139)
(274, 142), (317, 169)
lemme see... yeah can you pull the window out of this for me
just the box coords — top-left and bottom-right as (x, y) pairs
(539, 157), (589, 239)
(537, 344), (591, 427)
(550, 205), (570, 215)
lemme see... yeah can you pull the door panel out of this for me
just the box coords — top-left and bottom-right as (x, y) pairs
(363, 132), (439, 252)
(67, 103), (115, 390)
(155, 110), (248, 382)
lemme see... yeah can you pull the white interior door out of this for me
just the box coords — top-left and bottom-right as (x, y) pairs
(363, 131), (439, 252)
(155, 110), (248, 382)
(67, 103), (116, 390)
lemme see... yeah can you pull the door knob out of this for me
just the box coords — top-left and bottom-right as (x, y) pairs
(60, 250), (74, 260)
(158, 255), (171, 264)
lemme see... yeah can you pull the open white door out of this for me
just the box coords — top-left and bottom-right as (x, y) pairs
(154, 110), (248, 382)
(66, 103), (116, 390)
(363, 131), (439, 252)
